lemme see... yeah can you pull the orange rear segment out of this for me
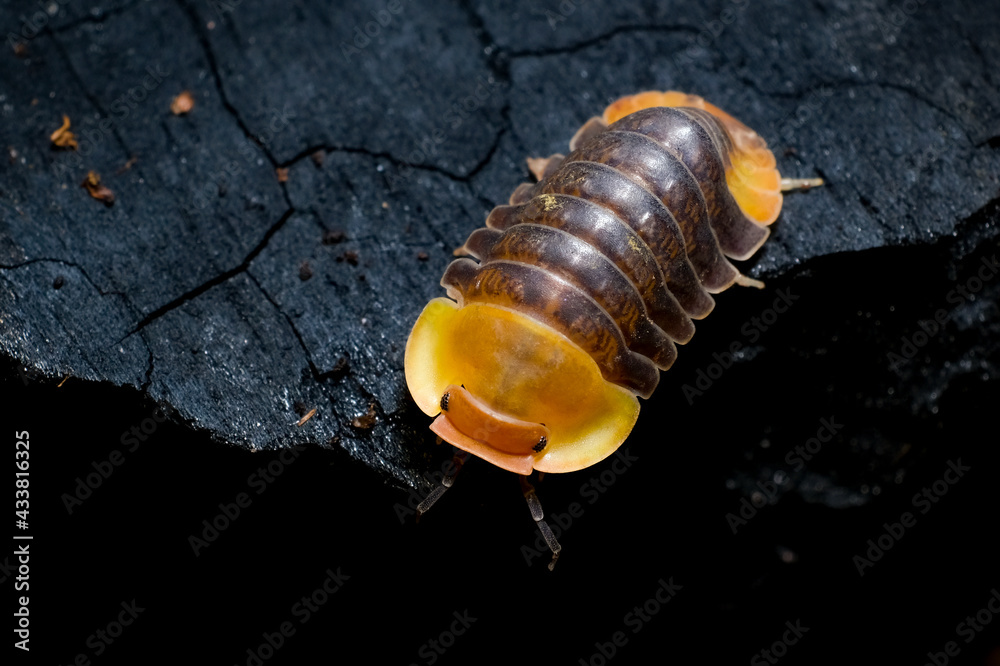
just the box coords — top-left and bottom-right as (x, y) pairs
(603, 90), (783, 225)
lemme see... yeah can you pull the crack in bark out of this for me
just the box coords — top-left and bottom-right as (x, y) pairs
(122, 207), (296, 339)
(175, 0), (280, 171)
(49, 0), (145, 34)
(505, 22), (700, 59)
(0, 257), (155, 385)
(245, 272), (341, 385)
(45, 30), (142, 168)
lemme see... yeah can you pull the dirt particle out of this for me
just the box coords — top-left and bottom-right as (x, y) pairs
(170, 90), (195, 115)
(116, 156), (139, 174)
(81, 171), (115, 206)
(298, 260), (313, 281)
(322, 229), (345, 245)
(53, 275), (65, 289)
(351, 403), (377, 429)
(50, 115), (78, 150)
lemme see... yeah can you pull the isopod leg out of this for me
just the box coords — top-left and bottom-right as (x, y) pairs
(526, 153), (566, 181)
(519, 475), (562, 570)
(416, 449), (472, 522)
(734, 273), (765, 289)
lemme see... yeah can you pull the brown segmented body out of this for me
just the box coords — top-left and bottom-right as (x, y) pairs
(443, 105), (772, 399)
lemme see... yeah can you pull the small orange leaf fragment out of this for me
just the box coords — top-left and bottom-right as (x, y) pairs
(50, 115), (78, 150)
(276, 167), (289, 182)
(170, 90), (195, 115)
(81, 171), (115, 206)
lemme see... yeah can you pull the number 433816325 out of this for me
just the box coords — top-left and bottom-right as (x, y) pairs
(15, 431), (30, 527)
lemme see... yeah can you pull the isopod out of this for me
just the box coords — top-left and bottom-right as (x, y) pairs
(404, 90), (822, 567)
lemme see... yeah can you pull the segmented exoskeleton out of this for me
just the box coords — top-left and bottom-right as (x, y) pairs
(405, 91), (822, 568)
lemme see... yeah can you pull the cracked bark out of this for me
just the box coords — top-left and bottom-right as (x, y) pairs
(1, 0), (998, 495)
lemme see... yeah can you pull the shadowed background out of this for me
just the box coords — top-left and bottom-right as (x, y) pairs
(2, 0), (999, 664)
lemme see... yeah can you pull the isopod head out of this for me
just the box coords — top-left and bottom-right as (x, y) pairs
(405, 298), (639, 474)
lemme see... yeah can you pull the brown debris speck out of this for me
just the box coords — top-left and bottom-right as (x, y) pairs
(116, 156), (138, 174)
(13, 42), (27, 58)
(342, 250), (359, 266)
(296, 408), (318, 427)
(351, 403), (377, 429)
(57, 375), (70, 388)
(276, 167), (289, 182)
(322, 229), (345, 245)
(298, 260), (313, 281)
(53, 275), (65, 289)
(331, 355), (349, 375)
(381, 201), (389, 210)
(170, 90), (195, 115)
(50, 115), (78, 150)
(311, 150), (325, 168)
(417, 251), (429, 261)
(81, 171), (115, 206)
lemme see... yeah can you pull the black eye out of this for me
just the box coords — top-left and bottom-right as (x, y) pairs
(533, 436), (547, 453)
(440, 392), (450, 412)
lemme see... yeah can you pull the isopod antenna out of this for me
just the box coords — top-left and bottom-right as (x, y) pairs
(416, 448), (471, 521)
(520, 475), (562, 571)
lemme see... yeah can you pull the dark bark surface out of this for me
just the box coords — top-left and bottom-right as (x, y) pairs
(3, 0), (997, 491)
(3, 1), (1000, 665)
